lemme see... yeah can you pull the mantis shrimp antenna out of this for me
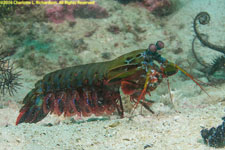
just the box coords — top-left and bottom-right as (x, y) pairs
(174, 64), (211, 97)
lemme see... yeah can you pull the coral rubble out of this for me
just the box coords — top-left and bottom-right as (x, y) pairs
(201, 117), (225, 148)
(143, 0), (173, 16)
(45, 1), (108, 24)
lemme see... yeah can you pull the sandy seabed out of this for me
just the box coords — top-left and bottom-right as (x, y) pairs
(0, 0), (225, 149)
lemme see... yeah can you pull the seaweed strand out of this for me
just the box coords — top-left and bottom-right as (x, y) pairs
(191, 36), (209, 68)
(193, 12), (225, 55)
(192, 12), (225, 79)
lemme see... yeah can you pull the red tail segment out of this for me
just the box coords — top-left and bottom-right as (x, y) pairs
(16, 107), (29, 125)
(16, 89), (120, 125)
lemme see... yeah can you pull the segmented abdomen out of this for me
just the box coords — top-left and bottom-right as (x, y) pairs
(41, 62), (109, 92)
(16, 61), (121, 124)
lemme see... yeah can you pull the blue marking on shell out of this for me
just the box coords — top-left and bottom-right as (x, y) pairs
(35, 95), (42, 106)
(35, 96), (40, 105)
(73, 98), (76, 104)
(58, 98), (62, 103)
(86, 98), (90, 105)
(36, 87), (43, 93)
(141, 51), (146, 57)
(125, 59), (131, 64)
(45, 95), (51, 105)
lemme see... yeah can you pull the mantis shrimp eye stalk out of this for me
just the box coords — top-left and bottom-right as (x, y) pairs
(148, 41), (165, 53)
(156, 40), (164, 50)
(148, 44), (157, 53)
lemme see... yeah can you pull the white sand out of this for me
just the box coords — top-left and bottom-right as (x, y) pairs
(0, 0), (225, 149)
